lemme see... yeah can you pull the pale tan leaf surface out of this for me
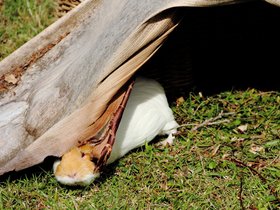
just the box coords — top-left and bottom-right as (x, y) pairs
(4, 74), (18, 84)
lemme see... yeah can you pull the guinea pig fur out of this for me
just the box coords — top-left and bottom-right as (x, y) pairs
(53, 77), (178, 186)
(107, 77), (178, 164)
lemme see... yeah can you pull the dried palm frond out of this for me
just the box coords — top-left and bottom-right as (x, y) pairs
(0, 0), (279, 176)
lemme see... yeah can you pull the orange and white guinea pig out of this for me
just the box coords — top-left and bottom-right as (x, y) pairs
(53, 77), (179, 186)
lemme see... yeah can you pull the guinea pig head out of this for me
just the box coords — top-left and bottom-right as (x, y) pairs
(53, 147), (100, 186)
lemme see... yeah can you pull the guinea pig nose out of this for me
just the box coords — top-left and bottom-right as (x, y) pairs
(69, 172), (77, 178)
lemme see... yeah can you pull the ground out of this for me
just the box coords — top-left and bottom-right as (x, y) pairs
(0, 1), (279, 209)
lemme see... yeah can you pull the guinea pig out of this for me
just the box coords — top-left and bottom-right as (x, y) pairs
(53, 145), (100, 186)
(53, 76), (179, 186)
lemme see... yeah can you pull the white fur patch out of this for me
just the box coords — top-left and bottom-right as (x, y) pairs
(107, 77), (178, 164)
(55, 172), (100, 186)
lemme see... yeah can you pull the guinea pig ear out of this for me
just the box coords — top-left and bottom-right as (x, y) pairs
(52, 159), (61, 173)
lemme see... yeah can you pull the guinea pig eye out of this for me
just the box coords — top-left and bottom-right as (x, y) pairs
(81, 152), (85, 158)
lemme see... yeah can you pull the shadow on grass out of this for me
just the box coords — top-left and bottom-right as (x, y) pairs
(1, 137), (170, 187)
(0, 156), (57, 183)
(0, 154), (128, 188)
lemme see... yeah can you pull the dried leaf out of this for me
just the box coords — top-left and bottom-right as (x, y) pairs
(237, 124), (248, 133)
(249, 144), (265, 154)
(176, 96), (185, 107)
(230, 137), (245, 147)
(4, 74), (18, 84)
(222, 153), (230, 160)
(210, 144), (220, 157)
(250, 134), (265, 140)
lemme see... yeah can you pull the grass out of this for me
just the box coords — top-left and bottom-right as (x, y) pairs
(0, 1), (280, 209)
(0, 89), (279, 209)
(0, 0), (57, 61)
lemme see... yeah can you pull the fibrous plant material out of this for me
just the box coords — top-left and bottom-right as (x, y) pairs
(56, 0), (83, 17)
